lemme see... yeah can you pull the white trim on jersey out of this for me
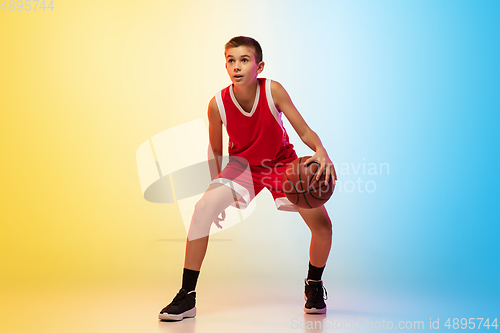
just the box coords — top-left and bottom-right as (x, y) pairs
(265, 79), (281, 120)
(229, 81), (260, 117)
(211, 177), (298, 212)
(275, 197), (298, 212)
(265, 79), (288, 144)
(215, 91), (227, 127)
(210, 177), (251, 208)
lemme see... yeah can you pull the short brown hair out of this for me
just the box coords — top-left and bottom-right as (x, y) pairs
(225, 36), (263, 63)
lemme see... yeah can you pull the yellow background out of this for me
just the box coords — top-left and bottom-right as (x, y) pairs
(0, 0), (270, 288)
(1, 2), (316, 331)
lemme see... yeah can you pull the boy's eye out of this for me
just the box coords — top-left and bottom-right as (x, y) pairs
(242, 59), (248, 62)
(228, 59), (234, 63)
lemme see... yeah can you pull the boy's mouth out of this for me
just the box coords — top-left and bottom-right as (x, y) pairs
(234, 75), (243, 78)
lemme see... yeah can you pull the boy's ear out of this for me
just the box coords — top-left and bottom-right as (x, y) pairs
(257, 61), (265, 74)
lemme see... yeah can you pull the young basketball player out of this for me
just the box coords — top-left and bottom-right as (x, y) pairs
(159, 36), (337, 321)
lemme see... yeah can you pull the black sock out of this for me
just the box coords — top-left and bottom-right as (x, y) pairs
(182, 268), (200, 292)
(307, 262), (325, 281)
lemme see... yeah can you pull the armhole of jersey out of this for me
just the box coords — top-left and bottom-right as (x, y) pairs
(265, 79), (281, 123)
(215, 91), (227, 127)
(265, 79), (288, 142)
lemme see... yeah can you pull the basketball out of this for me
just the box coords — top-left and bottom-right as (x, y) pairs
(281, 156), (335, 209)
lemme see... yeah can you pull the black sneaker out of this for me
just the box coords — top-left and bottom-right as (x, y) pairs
(304, 279), (328, 314)
(159, 289), (196, 321)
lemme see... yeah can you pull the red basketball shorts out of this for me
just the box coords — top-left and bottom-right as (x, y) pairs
(210, 154), (298, 212)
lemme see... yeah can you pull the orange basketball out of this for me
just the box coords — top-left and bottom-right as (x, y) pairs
(281, 156), (335, 209)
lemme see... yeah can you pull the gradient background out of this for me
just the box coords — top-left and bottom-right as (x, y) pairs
(1, 0), (498, 332)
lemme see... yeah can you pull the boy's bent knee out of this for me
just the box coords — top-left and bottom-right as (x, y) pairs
(193, 196), (225, 222)
(193, 198), (209, 214)
(312, 219), (333, 235)
(195, 184), (238, 213)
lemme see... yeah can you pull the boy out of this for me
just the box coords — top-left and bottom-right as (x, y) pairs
(159, 36), (337, 321)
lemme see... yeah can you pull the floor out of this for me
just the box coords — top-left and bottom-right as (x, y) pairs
(4, 278), (494, 333)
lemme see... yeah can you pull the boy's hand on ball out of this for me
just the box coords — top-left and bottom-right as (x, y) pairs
(305, 149), (337, 186)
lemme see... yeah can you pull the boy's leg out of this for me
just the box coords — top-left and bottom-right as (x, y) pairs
(185, 182), (241, 270)
(295, 205), (332, 314)
(295, 205), (332, 267)
(159, 182), (241, 321)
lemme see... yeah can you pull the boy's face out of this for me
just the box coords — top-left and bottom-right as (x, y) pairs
(225, 46), (264, 87)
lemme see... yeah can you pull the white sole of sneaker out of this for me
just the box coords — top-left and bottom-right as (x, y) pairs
(303, 306), (327, 314)
(159, 307), (196, 321)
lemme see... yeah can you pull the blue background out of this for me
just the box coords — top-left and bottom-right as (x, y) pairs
(261, 0), (500, 319)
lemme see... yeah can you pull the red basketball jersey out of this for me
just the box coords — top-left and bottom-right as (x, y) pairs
(214, 78), (296, 167)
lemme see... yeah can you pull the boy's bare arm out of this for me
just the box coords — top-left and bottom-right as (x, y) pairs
(207, 97), (232, 226)
(271, 81), (337, 185)
(207, 97), (223, 180)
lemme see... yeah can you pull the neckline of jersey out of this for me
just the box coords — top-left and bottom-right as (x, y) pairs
(229, 80), (261, 117)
